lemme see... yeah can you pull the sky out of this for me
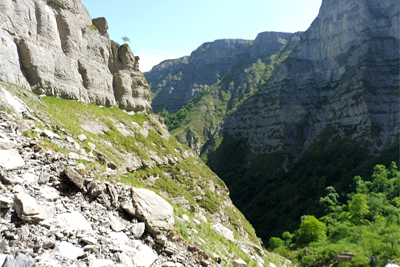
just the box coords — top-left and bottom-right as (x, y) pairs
(81, 0), (322, 72)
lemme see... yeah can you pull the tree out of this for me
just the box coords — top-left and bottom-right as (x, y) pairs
(319, 186), (339, 212)
(282, 231), (293, 246)
(297, 215), (327, 245)
(269, 237), (284, 250)
(161, 108), (169, 118)
(348, 193), (369, 225)
(122, 36), (131, 44)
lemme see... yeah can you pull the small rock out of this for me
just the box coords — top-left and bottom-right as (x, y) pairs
(75, 163), (86, 170)
(132, 222), (145, 239)
(21, 172), (37, 184)
(14, 191), (47, 222)
(43, 129), (61, 139)
(109, 214), (125, 232)
(57, 241), (84, 260)
(39, 186), (60, 200)
(121, 201), (136, 216)
(211, 223), (235, 242)
(232, 258), (247, 267)
(56, 211), (92, 232)
(88, 142), (96, 151)
(0, 138), (15, 150)
(65, 136), (75, 143)
(65, 167), (84, 189)
(118, 252), (134, 267)
(88, 181), (106, 197)
(81, 236), (97, 245)
(38, 172), (51, 184)
(77, 134), (87, 141)
(68, 152), (80, 160)
(0, 149), (25, 170)
(130, 240), (158, 267)
(155, 235), (167, 246)
(131, 187), (174, 236)
(2, 253), (35, 267)
(0, 196), (13, 209)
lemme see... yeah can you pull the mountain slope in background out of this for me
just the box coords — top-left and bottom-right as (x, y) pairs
(147, 0), (400, 242)
(146, 32), (302, 154)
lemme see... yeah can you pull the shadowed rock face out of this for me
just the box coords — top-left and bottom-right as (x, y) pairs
(222, 0), (400, 165)
(0, 0), (152, 113)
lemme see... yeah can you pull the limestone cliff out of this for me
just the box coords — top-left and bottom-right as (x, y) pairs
(0, 0), (152, 113)
(146, 32), (300, 114)
(222, 0), (399, 164)
(205, 0), (400, 241)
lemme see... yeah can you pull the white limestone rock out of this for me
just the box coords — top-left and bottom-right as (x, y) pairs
(57, 241), (84, 260)
(232, 258), (247, 267)
(56, 211), (92, 232)
(0, 149), (25, 170)
(211, 223), (235, 242)
(131, 187), (174, 235)
(14, 191), (47, 222)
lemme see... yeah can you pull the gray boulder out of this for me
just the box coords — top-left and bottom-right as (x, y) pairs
(211, 223), (235, 242)
(14, 191), (47, 222)
(65, 166), (84, 189)
(131, 187), (174, 236)
(0, 149), (25, 170)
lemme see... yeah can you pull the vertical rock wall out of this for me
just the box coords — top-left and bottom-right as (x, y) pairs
(0, 0), (152, 113)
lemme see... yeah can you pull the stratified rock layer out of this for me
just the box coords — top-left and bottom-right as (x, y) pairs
(222, 0), (399, 163)
(145, 32), (298, 114)
(0, 0), (152, 113)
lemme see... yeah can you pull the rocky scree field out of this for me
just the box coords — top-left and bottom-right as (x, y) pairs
(0, 83), (291, 267)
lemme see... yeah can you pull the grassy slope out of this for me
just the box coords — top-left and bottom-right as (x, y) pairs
(4, 83), (292, 267)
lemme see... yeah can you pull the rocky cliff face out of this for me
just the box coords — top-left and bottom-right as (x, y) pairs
(222, 0), (399, 164)
(204, 0), (399, 241)
(146, 32), (300, 114)
(0, 0), (152, 113)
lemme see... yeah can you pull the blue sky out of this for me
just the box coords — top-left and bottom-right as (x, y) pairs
(81, 0), (322, 72)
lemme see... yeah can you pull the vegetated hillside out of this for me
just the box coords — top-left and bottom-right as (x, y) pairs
(206, 0), (400, 242)
(268, 162), (400, 267)
(146, 32), (302, 154)
(0, 82), (291, 267)
(147, 0), (400, 245)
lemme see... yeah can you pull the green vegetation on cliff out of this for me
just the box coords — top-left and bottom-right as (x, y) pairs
(162, 47), (294, 156)
(206, 128), (399, 243)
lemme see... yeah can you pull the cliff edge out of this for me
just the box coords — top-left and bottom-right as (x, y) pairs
(0, 0), (152, 113)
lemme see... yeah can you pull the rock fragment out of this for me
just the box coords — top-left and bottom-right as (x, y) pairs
(0, 149), (25, 170)
(211, 223), (235, 242)
(232, 258), (247, 267)
(131, 187), (174, 236)
(14, 191), (47, 222)
(65, 166), (84, 189)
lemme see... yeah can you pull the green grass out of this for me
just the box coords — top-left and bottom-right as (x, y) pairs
(3, 83), (281, 267)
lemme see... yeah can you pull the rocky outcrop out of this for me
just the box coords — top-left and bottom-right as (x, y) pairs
(131, 187), (175, 236)
(203, 0), (400, 242)
(0, 83), (287, 267)
(0, 0), (152, 113)
(145, 32), (300, 114)
(222, 0), (399, 161)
